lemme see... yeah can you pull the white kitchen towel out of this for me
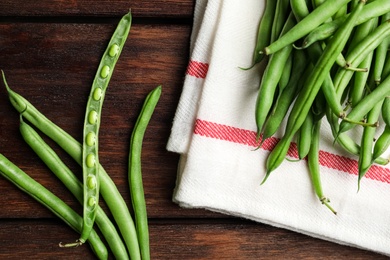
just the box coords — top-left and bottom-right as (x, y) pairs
(167, 0), (390, 256)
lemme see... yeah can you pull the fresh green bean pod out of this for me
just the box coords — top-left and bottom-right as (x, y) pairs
(349, 53), (374, 106)
(2, 73), (141, 259)
(291, 0), (345, 118)
(128, 86), (161, 260)
(263, 0), (352, 55)
(373, 125), (390, 161)
(78, 11), (132, 245)
(340, 74), (390, 133)
(300, 0), (390, 50)
(291, 0), (311, 22)
(278, 52), (293, 94)
(333, 2), (347, 20)
(19, 118), (129, 260)
(297, 110), (314, 160)
(334, 19), (390, 101)
(382, 96), (390, 126)
(357, 99), (384, 190)
(245, 0), (277, 68)
(311, 0), (325, 8)
(382, 53), (390, 80)
(373, 14), (390, 84)
(264, 0), (365, 182)
(307, 120), (337, 214)
(297, 19), (344, 49)
(325, 106), (389, 165)
(261, 51), (309, 141)
(271, 0), (291, 43)
(0, 154), (108, 260)
(348, 17), (378, 106)
(255, 13), (296, 136)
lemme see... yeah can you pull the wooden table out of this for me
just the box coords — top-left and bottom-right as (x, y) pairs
(0, 1), (387, 259)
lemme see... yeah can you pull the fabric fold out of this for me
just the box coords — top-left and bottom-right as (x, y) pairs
(168, 0), (390, 256)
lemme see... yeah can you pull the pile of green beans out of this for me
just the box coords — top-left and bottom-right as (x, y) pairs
(0, 11), (161, 259)
(251, 0), (390, 212)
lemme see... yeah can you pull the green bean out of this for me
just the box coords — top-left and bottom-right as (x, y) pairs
(291, 0), (311, 22)
(349, 54), (373, 106)
(271, 0), (291, 43)
(307, 120), (337, 214)
(312, 0), (325, 8)
(128, 86), (161, 260)
(261, 51), (309, 141)
(263, 0), (352, 56)
(0, 154), (108, 260)
(348, 18), (378, 106)
(357, 99), (384, 190)
(333, 2), (347, 20)
(278, 52), (293, 94)
(255, 13), (295, 137)
(297, 19), (344, 49)
(382, 52), (390, 80)
(2, 73), (141, 259)
(19, 117), (129, 260)
(297, 110), (314, 160)
(325, 106), (389, 165)
(244, 0), (277, 68)
(263, 0), (365, 182)
(290, 0), (345, 118)
(373, 14), (390, 84)
(339, 74), (390, 133)
(334, 19), (390, 101)
(298, 0), (390, 50)
(75, 11), (132, 246)
(382, 96), (390, 126)
(373, 125), (390, 161)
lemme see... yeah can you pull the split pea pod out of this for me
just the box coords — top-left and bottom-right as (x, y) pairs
(263, 0), (365, 182)
(77, 11), (132, 245)
(339, 74), (390, 134)
(263, 0), (352, 56)
(2, 74), (141, 259)
(128, 86), (161, 260)
(255, 13), (295, 137)
(307, 120), (337, 214)
(0, 154), (108, 260)
(19, 117), (129, 260)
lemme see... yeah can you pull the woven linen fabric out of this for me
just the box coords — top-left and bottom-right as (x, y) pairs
(167, 0), (390, 256)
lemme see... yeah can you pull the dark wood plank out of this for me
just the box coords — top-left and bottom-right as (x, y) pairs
(0, 219), (386, 259)
(0, 21), (216, 219)
(0, 1), (194, 18)
(150, 219), (388, 259)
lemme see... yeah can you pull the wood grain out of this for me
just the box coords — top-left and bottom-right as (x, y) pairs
(0, 3), (387, 259)
(0, 1), (194, 18)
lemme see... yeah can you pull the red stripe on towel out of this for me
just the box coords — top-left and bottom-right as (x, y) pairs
(186, 60), (209, 78)
(193, 119), (390, 184)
